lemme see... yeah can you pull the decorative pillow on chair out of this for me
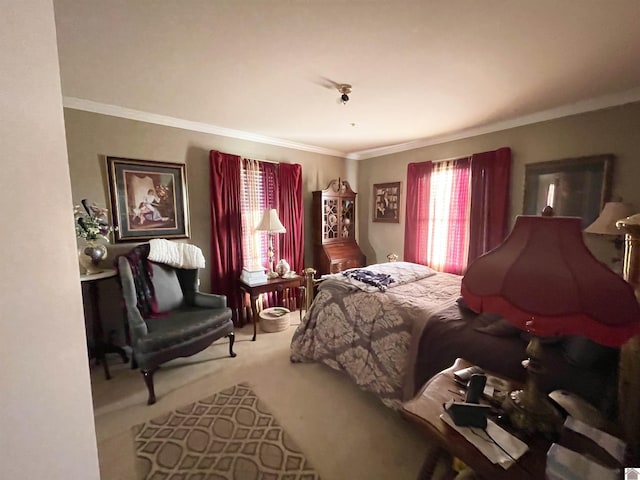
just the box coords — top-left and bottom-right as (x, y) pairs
(150, 262), (184, 314)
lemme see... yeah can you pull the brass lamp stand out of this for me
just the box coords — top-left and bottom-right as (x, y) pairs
(617, 215), (640, 302)
(501, 336), (563, 436)
(616, 214), (640, 464)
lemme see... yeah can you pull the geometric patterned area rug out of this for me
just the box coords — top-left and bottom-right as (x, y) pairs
(132, 382), (320, 480)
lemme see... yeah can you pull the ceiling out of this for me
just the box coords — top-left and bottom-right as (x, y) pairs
(53, 1), (640, 160)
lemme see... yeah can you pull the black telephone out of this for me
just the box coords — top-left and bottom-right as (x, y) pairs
(445, 373), (491, 428)
(444, 400), (491, 428)
(465, 374), (487, 403)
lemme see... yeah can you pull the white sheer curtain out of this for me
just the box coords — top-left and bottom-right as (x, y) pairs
(240, 158), (266, 270)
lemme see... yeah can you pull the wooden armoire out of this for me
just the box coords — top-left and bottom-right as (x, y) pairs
(312, 178), (366, 275)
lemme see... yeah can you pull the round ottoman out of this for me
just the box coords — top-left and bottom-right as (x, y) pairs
(259, 307), (291, 333)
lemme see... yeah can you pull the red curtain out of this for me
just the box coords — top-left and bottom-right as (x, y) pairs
(278, 163), (303, 309)
(468, 147), (512, 264)
(404, 161), (433, 264)
(209, 150), (244, 325)
(404, 148), (510, 273)
(278, 163), (304, 273)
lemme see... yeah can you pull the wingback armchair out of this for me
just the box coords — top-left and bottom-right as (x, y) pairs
(117, 247), (235, 404)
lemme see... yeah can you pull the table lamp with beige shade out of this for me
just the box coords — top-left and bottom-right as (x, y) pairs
(585, 202), (635, 269)
(462, 213), (640, 463)
(256, 208), (286, 279)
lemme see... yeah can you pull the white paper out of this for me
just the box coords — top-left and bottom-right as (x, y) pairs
(563, 417), (626, 463)
(440, 414), (528, 469)
(546, 443), (619, 480)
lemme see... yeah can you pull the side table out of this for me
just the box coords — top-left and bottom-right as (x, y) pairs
(238, 275), (304, 341)
(401, 358), (550, 479)
(81, 268), (129, 379)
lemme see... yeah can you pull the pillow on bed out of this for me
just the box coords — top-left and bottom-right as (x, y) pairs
(456, 296), (474, 312)
(562, 336), (618, 368)
(520, 332), (565, 345)
(456, 297), (522, 337)
(474, 316), (522, 337)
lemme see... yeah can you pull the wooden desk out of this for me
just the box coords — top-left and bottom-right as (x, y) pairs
(81, 269), (128, 379)
(401, 358), (550, 479)
(238, 275), (304, 341)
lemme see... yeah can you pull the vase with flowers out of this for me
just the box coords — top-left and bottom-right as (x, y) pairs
(74, 199), (112, 274)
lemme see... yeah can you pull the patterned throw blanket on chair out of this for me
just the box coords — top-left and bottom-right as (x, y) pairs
(115, 243), (157, 318)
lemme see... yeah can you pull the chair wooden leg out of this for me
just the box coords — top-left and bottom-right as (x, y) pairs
(228, 332), (237, 357)
(142, 369), (156, 405)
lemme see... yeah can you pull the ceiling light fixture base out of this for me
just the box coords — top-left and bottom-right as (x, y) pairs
(338, 84), (352, 104)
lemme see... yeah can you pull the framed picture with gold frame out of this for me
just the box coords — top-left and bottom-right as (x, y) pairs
(106, 156), (190, 242)
(523, 155), (613, 229)
(373, 182), (401, 223)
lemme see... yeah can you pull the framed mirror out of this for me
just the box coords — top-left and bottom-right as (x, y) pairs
(523, 155), (613, 229)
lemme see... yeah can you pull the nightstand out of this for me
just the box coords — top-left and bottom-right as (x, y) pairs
(238, 275), (304, 341)
(401, 358), (550, 479)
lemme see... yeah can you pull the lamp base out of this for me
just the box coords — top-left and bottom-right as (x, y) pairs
(502, 388), (563, 436)
(267, 270), (280, 279)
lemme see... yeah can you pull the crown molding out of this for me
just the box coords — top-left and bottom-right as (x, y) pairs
(347, 87), (640, 160)
(64, 87), (640, 162)
(62, 97), (347, 158)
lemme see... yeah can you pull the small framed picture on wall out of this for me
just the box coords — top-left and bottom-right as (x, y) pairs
(373, 182), (401, 223)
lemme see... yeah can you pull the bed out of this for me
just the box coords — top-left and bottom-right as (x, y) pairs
(290, 262), (619, 415)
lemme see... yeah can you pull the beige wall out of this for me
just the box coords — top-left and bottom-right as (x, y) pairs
(358, 102), (640, 265)
(64, 109), (352, 296)
(0, 1), (100, 479)
(64, 102), (640, 342)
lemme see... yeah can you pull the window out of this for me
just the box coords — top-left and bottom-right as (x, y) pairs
(405, 148), (511, 275)
(239, 159), (277, 271)
(210, 150), (304, 323)
(426, 159), (471, 274)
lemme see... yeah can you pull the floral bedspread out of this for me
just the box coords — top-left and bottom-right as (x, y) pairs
(290, 269), (462, 409)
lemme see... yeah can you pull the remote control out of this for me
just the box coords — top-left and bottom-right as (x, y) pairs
(453, 365), (484, 384)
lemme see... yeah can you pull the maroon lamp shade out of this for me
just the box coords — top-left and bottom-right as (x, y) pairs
(461, 215), (640, 347)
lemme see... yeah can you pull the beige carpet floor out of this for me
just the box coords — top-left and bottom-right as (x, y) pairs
(92, 313), (437, 480)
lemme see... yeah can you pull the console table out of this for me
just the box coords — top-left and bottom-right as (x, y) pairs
(80, 268), (128, 379)
(238, 275), (304, 341)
